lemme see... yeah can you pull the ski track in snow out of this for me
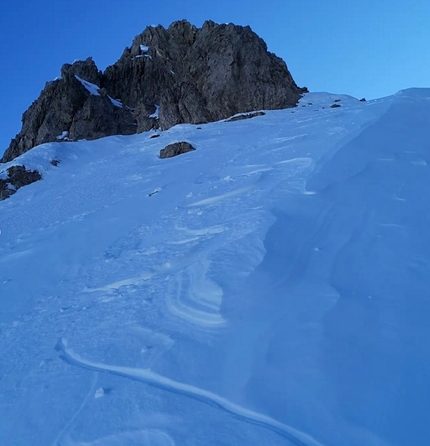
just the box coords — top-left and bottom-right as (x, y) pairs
(57, 339), (322, 446)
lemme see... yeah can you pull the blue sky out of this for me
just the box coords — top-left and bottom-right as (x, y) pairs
(1, 0), (429, 153)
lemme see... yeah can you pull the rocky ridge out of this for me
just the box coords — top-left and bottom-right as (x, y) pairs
(2, 20), (307, 163)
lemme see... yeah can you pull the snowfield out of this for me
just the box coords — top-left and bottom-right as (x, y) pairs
(1, 90), (430, 446)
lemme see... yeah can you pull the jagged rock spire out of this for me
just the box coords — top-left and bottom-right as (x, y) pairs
(2, 20), (307, 163)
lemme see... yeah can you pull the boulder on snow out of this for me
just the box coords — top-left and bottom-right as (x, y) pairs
(159, 142), (196, 159)
(2, 20), (306, 162)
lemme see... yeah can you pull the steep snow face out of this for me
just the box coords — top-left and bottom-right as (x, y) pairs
(1, 90), (430, 446)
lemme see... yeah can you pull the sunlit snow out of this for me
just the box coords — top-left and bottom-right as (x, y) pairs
(150, 105), (160, 119)
(107, 96), (123, 108)
(74, 75), (101, 96)
(56, 131), (69, 140)
(1, 90), (430, 446)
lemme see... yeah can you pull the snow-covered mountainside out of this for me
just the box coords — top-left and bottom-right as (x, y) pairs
(1, 90), (430, 446)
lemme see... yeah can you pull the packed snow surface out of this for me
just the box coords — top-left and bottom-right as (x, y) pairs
(1, 90), (430, 446)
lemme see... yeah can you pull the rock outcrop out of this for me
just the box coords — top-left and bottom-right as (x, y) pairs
(2, 58), (137, 162)
(2, 20), (307, 163)
(0, 166), (42, 201)
(159, 141), (196, 159)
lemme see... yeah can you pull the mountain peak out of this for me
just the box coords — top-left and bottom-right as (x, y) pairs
(1, 20), (306, 163)
(60, 57), (101, 84)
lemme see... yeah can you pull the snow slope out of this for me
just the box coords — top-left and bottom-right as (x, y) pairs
(1, 89), (430, 446)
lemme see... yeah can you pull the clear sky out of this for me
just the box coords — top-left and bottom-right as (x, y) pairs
(1, 0), (429, 154)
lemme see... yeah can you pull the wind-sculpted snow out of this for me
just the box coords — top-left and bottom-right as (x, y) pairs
(2, 91), (430, 445)
(57, 339), (322, 446)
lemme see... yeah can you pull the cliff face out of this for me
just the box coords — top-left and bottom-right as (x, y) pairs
(2, 59), (138, 163)
(2, 20), (306, 163)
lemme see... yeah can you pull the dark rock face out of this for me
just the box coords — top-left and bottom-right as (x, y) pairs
(159, 141), (196, 159)
(0, 179), (12, 200)
(2, 58), (137, 162)
(0, 166), (42, 201)
(7, 165), (42, 188)
(104, 20), (306, 130)
(2, 20), (306, 163)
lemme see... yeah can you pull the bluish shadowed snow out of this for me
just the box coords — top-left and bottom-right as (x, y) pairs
(1, 90), (430, 445)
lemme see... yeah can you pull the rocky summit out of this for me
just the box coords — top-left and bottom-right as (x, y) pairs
(1, 20), (306, 163)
